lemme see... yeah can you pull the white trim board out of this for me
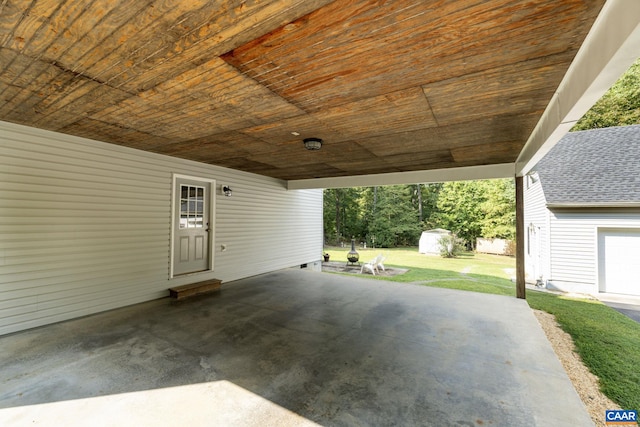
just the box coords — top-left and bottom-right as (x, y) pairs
(287, 163), (514, 190)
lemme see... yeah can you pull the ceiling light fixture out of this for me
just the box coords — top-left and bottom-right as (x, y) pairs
(303, 137), (323, 151)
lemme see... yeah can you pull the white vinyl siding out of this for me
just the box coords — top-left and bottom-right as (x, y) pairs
(523, 173), (550, 283)
(0, 121), (323, 335)
(547, 208), (640, 293)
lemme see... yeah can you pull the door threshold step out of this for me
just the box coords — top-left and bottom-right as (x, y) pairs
(169, 279), (222, 300)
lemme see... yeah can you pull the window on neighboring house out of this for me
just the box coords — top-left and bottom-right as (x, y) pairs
(527, 223), (535, 255)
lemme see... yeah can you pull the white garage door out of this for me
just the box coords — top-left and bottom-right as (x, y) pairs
(598, 229), (640, 295)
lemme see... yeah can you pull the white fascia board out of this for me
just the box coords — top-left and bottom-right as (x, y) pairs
(516, 0), (640, 176)
(287, 163), (514, 190)
(547, 203), (640, 209)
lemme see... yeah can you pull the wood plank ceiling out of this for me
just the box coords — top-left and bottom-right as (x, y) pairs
(0, 0), (605, 181)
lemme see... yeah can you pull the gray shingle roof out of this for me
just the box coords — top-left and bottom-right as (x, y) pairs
(533, 124), (640, 206)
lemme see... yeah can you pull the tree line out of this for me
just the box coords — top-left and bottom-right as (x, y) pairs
(323, 179), (515, 249)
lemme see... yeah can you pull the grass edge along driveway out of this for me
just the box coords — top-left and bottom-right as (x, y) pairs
(322, 247), (640, 415)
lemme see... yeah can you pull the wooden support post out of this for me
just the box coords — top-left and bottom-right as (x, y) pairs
(516, 176), (526, 299)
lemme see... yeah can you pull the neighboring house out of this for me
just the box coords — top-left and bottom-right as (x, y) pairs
(524, 124), (640, 296)
(0, 122), (323, 335)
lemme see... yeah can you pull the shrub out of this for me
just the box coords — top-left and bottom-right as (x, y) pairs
(439, 235), (464, 258)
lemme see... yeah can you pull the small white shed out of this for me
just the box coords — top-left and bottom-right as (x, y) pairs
(419, 229), (451, 254)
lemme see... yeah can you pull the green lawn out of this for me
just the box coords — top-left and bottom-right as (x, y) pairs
(324, 247), (516, 293)
(527, 291), (640, 413)
(324, 246), (640, 414)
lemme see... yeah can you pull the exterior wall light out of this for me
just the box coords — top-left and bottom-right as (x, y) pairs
(222, 185), (232, 197)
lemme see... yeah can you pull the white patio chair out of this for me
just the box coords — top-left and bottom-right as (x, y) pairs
(375, 254), (386, 272)
(361, 254), (385, 275)
(361, 255), (381, 275)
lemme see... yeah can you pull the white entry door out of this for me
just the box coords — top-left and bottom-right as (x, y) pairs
(598, 229), (640, 295)
(173, 177), (212, 276)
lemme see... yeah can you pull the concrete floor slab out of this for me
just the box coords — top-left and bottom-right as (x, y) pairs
(0, 269), (593, 426)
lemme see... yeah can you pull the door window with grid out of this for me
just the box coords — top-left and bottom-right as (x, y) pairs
(179, 185), (205, 229)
